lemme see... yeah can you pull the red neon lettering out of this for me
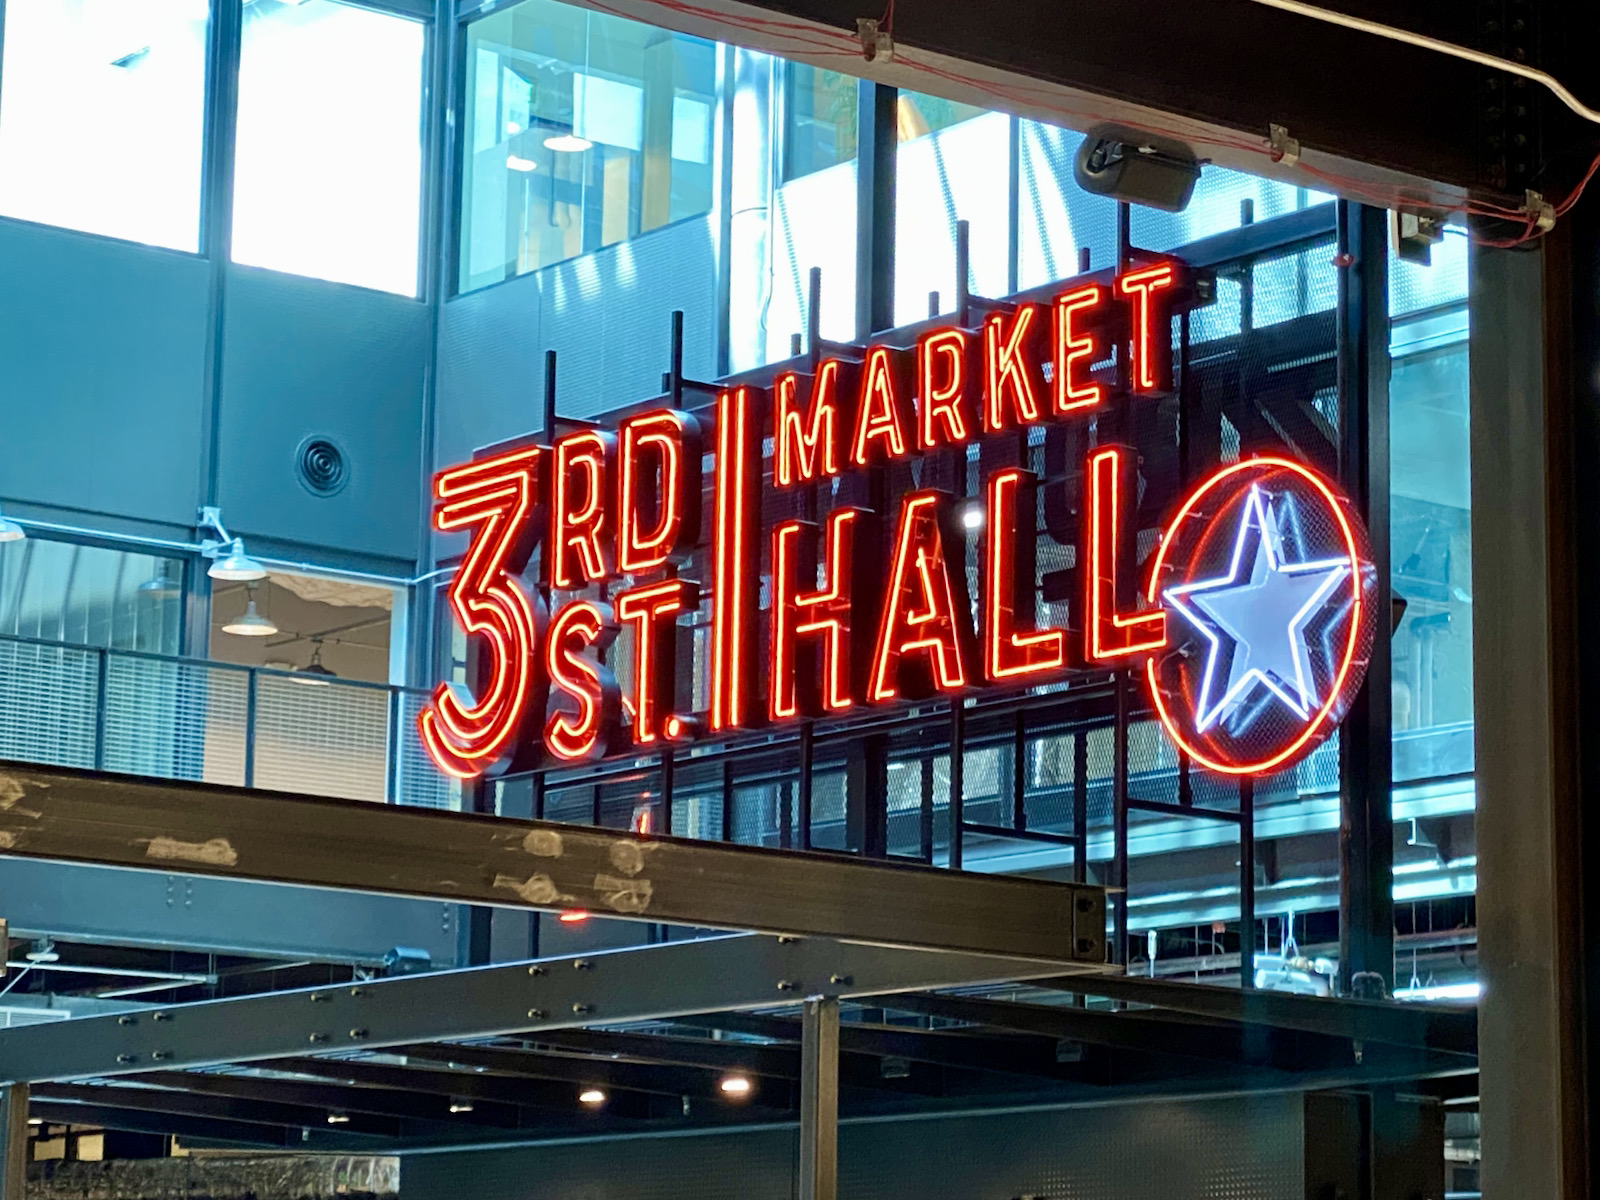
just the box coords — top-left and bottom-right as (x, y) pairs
(1117, 263), (1178, 394)
(982, 305), (1046, 433)
(1052, 283), (1108, 415)
(775, 360), (856, 487)
(850, 345), (913, 467)
(917, 326), (977, 451)
(1085, 446), (1168, 661)
(770, 507), (878, 720)
(617, 410), (701, 575)
(868, 491), (976, 702)
(552, 430), (615, 589)
(543, 599), (620, 762)
(983, 468), (1067, 682)
(616, 578), (698, 744)
(710, 385), (763, 731)
(419, 448), (546, 779)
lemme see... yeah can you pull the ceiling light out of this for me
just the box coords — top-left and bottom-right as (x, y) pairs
(25, 939), (58, 964)
(719, 1075), (752, 1097)
(208, 538), (267, 581)
(222, 591), (278, 638)
(558, 909), (590, 924)
(578, 1088), (606, 1106)
(0, 505), (24, 544)
(961, 506), (984, 530)
(448, 1100), (474, 1114)
(138, 571), (181, 597)
(506, 120), (523, 135)
(326, 1112), (350, 1124)
(27, 1118), (41, 1127)
(543, 132), (592, 153)
(506, 154), (538, 172)
(294, 642), (337, 684)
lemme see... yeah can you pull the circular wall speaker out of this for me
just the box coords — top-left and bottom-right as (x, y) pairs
(295, 436), (349, 498)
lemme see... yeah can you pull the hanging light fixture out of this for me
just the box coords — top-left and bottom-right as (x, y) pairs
(0, 504), (25, 544)
(294, 640), (337, 684)
(544, 13), (594, 153)
(208, 537), (267, 582)
(222, 584), (278, 637)
(139, 565), (181, 597)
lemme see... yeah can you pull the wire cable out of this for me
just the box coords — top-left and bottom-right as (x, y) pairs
(1239, 0), (1600, 128)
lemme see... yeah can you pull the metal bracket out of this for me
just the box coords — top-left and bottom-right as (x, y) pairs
(856, 17), (893, 62)
(1525, 189), (1557, 233)
(1268, 123), (1301, 167)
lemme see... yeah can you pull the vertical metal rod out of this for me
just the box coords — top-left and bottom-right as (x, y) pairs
(243, 667), (258, 788)
(591, 782), (602, 828)
(798, 721), (814, 851)
(385, 687), (402, 804)
(1113, 675), (1130, 966)
(1078, 246), (1091, 275)
(1072, 728), (1088, 884)
(928, 289), (940, 319)
(669, 309), (684, 408)
(93, 648), (109, 770)
(1116, 201), (1132, 270)
(0, 1083), (27, 1200)
(955, 219), (971, 326)
(1240, 198), (1256, 335)
(1012, 711), (1027, 833)
(1240, 775), (1256, 989)
(798, 997), (840, 1200)
(659, 746), (675, 835)
(948, 700), (965, 869)
(721, 757), (734, 843)
(807, 266), (822, 366)
(919, 749), (935, 863)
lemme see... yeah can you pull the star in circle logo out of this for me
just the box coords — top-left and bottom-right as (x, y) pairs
(1146, 457), (1377, 776)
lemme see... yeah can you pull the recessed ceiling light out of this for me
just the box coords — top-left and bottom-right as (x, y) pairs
(506, 154), (538, 172)
(558, 909), (589, 924)
(448, 1100), (474, 1114)
(543, 132), (592, 153)
(719, 1075), (752, 1097)
(578, 1088), (606, 1106)
(326, 1112), (350, 1124)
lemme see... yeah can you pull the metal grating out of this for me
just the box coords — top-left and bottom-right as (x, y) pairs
(253, 673), (390, 801)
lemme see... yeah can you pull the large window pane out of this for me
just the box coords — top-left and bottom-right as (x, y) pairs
(232, 0), (424, 296)
(0, 0), (208, 250)
(459, 0), (717, 293)
(784, 64), (855, 181)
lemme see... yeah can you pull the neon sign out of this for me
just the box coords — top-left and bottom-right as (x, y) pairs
(423, 260), (1378, 780)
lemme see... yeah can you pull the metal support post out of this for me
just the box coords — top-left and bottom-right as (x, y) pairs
(1239, 775), (1255, 988)
(855, 81), (896, 339)
(798, 996), (839, 1200)
(0, 1084), (26, 1200)
(1335, 201), (1394, 998)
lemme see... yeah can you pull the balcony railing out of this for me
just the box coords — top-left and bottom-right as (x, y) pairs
(0, 633), (453, 809)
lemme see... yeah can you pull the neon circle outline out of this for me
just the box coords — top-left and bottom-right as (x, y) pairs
(1144, 455), (1367, 776)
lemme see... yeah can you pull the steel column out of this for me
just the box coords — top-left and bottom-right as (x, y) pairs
(1335, 200), (1394, 998)
(798, 996), (839, 1200)
(855, 81), (896, 339)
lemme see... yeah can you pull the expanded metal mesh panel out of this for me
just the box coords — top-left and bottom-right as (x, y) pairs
(1133, 168), (1330, 251)
(253, 675), (390, 801)
(103, 656), (248, 785)
(1017, 121), (1119, 286)
(0, 640), (97, 769)
(394, 689), (456, 809)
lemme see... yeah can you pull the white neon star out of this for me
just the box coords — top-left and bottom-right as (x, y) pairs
(1163, 485), (1350, 733)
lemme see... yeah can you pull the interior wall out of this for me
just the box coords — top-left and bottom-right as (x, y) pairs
(402, 1093), (1306, 1200)
(0, 221), (210, 535)
(433, 213), (720, 469)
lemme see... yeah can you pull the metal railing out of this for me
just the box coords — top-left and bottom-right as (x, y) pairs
(0, 633), (454, 809)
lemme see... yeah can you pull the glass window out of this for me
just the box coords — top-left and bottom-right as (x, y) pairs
(784, 64), (855, 181)
(459, 0), (718, 293)
(1389, 242), (1472, 782)
(0, 539), (183, 653)
(895, 90), (986, 141)
(0, 0), (208, 250)
(232, 0), (424, 296)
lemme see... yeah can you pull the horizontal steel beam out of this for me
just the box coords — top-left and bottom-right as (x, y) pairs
(0, 761), (1104, 962)
(0, 934), (1086, 1085)
(1043, 973), (1477, 1057)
